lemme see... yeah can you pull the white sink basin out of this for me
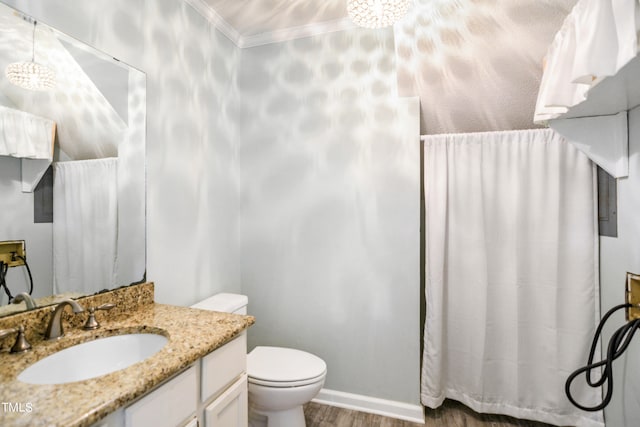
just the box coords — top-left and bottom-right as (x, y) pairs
(18, 333), (168, 385)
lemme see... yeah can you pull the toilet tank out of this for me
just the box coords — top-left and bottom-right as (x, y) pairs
(190, 293), (248, 315)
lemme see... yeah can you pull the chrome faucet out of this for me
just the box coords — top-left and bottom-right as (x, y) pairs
(45, 299), (84, 340)
(12, 293), (37, 310)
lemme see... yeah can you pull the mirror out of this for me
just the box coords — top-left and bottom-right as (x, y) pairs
(0, 1), (145, 317)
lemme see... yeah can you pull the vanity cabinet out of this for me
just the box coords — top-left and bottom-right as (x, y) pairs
(203, 374), (248, 426)
(92, 333), (247, 427)
(200, 332), (248, 427)
(125, 366), (198, 426)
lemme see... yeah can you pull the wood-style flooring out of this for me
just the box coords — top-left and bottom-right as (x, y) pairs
(304, 400), (555, 427)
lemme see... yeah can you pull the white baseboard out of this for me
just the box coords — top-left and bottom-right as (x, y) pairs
(312, 389), (425, 424)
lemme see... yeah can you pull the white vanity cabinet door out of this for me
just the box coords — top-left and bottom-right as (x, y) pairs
(201, 333), (246, 402)
(124, 365), (198, 427)
(204, 374), (248, 427)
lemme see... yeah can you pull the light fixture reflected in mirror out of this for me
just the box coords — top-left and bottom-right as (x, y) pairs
(5, 20), (55, 91)
(347, 0), (412, 29)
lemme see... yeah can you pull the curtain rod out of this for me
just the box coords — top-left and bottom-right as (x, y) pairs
(419, 128), (546, 141)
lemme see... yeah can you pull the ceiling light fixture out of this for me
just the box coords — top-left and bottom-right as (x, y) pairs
(5, 20), (56, 91)
(347, 0), (412, 29)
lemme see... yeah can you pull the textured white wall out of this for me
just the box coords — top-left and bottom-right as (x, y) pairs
(5, 0), (243, 305)
(599, 106), (640, 427)
(139, 0), (242, 306)
(236, 30), (421, 404)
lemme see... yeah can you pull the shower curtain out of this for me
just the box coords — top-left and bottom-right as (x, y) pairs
(421, 129), (603, 427)
(53, 158), (118, 295)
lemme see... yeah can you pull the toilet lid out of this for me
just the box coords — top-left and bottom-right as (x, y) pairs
(248, 346), (326, 384)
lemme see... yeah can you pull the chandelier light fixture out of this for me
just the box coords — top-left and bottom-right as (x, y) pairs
(347, 0), (412, 29)
(5, 20), (56, 91)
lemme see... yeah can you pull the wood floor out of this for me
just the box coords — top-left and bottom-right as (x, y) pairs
(304, 400), (555, 427)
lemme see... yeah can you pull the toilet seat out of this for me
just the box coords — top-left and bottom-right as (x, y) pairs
(248, 372), (326, 388)
(248, 346), (326, 388)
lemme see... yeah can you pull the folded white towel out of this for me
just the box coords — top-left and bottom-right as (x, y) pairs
(534, 0), (640, 123)
(0, 106), (55, 160)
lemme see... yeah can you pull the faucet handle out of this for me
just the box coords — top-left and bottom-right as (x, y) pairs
(83, 303), (116, 330)
(0, 325), (31, 354)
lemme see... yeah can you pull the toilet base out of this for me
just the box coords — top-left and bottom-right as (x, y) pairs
(249, 405), (306, 427)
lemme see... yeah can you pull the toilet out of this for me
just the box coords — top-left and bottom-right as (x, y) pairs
(191, 293), (327, 427)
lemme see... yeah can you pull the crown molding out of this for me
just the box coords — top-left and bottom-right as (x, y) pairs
(183, 0), (356, 48)
(183, 0), (241, 46)
(237, 18), (357, 48)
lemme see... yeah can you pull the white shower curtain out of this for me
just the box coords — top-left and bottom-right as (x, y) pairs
(421, 129), (603, 427)
(53, 158), (118, 295)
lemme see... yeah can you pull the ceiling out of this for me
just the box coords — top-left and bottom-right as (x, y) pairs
(184, 0), (578, 133)
(185, 0), (577, 50)
(185, 0), (357, 47)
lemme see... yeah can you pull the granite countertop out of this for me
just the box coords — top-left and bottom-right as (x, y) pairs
(0, 303), (255, 427)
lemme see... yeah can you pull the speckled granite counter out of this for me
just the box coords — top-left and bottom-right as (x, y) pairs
(0, 298), (254, 427)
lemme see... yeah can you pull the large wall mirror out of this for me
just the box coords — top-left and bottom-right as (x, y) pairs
(0, 1), (145, 317)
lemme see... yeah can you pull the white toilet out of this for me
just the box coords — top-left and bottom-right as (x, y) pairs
(191, 293), (327, 427)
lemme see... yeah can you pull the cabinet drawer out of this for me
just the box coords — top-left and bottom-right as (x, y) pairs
(201, 333), (246, 402)
(204, 374), (248, 427)
(125, 366), (197, 427)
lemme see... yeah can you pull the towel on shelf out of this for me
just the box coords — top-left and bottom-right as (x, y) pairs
(0, 105), (55, 160)
(534, 0), (640, 123)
